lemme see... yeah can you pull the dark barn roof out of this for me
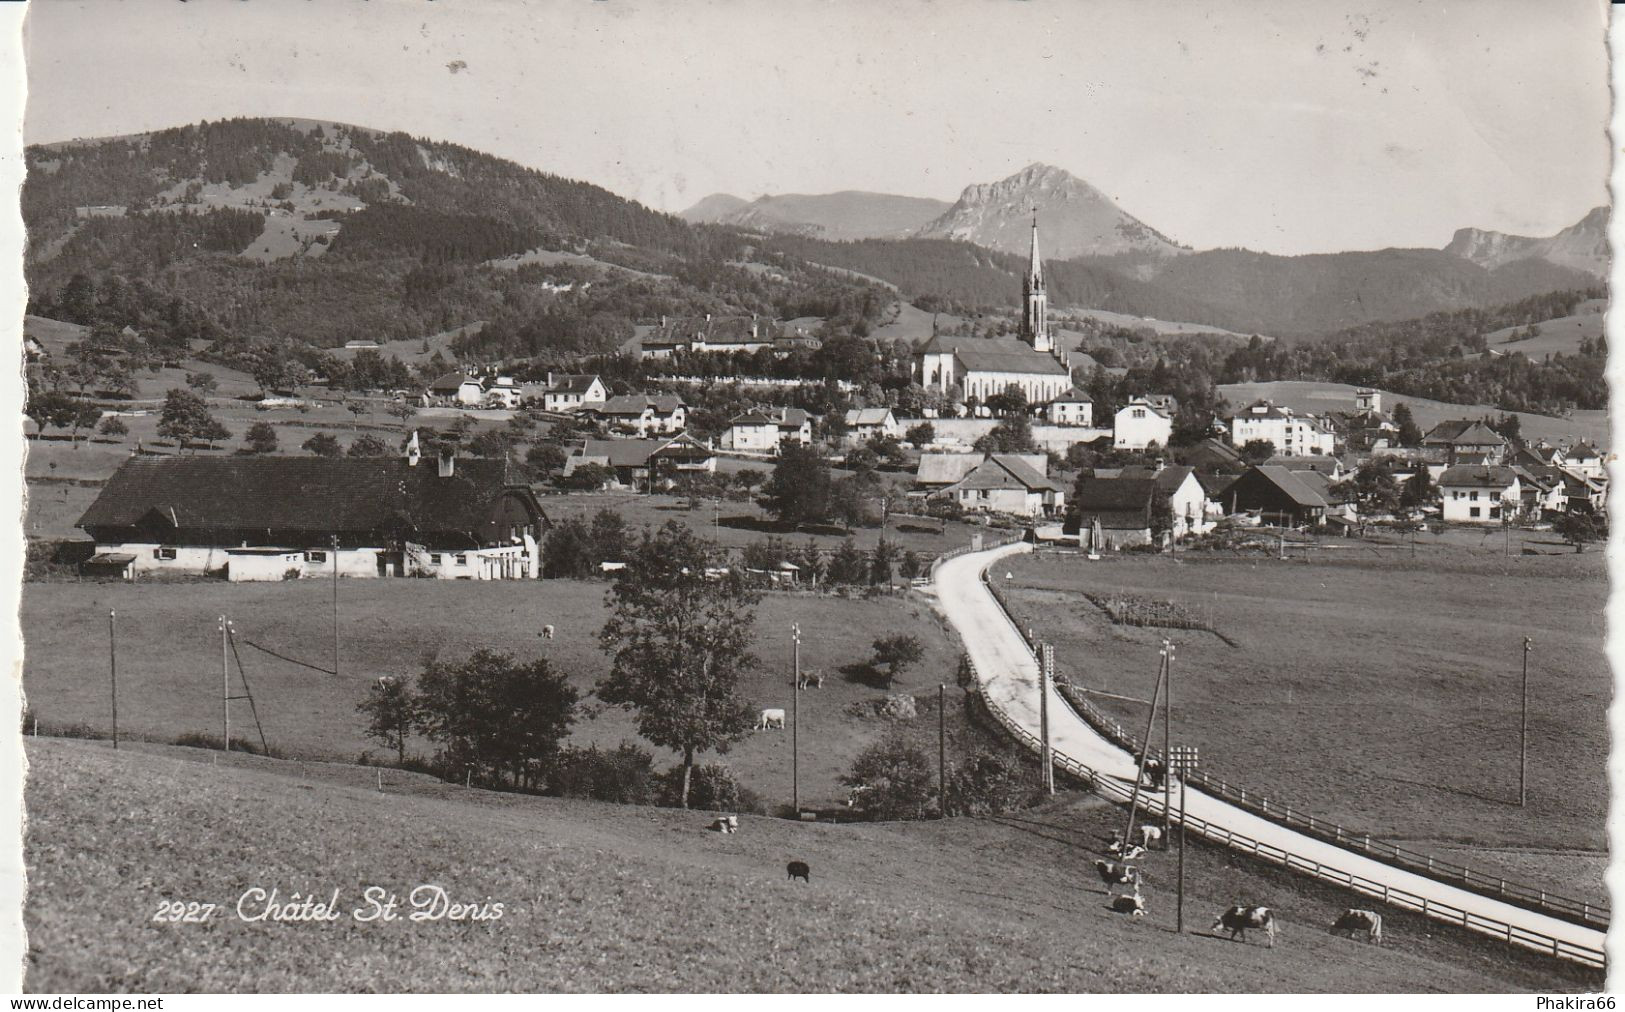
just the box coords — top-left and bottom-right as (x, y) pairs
(78, 455), (544, 549)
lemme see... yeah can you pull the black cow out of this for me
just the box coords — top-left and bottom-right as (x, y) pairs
(1094, 860), (1140, 896)
(1213, 905), (1277, 947)
(787, 860), (811, 883)
(1330, 909), (1382, 944)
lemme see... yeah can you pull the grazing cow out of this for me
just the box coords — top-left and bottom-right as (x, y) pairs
(797, 671), (823, 690)
(787, 860), (811, 883)
(709, 815), (739, 834)
(1212, 905), (1278, 948)
(1111, 887), (1146, 917)
(756, 708), (786, 730)
(1330, 909), (1383, 945)
(1094, 860), (1141, 896)
(1142, 758), (1166, 790)
(1139, 825), (1163, 849)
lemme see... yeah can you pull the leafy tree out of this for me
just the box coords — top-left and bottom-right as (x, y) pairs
(974, 415), (1036, 454)
(589, 508), (633, 565)
(842, 444), (880, 474)
(1149, 489), (1175, 545)
(156, 388), (218, 451)
(467, 428), (512, 459)
(761, 443), (833, 528)
(97, 415), (128, 439)
(303, 432), (342, 457)
(346, 401), (368, 429)
(1398, 466), (1435, 513)
(357, 676), (421, 765)
(543, 517), (597, 579)
(1239, 438), (1276, 464)
(186, 371), (218, 395)
(559, 462), (614, 490)
(905, 422), (936, 448)
(985, 383), (1029, 417)
(843, 733), (934, 820)
(390, 401), (417, 430)
(1352, 458), (1401, 516)
(597, 522), (759, 808)
(197, 419), (232, 450)
(347, 433), (391, 457)
(244, 421), (279, 454)
(526, 441), (568, 474)
(871, 633), (925, 688)
(870, 538), (897, 587)
(657, 761), (744, 812)
(25, 391), (78, 439)
(898, 549), (921, 582)
(1392, 402), (1422, 448)
(943, 746), (1042, 817)
(826, 538), (867, 585)
(798, 538), (826, 585)
(416, 648), (579, 788)
(1553, 511), (1605, 553)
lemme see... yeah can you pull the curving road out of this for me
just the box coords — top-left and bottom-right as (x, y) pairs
(935, 541), (1605, 964)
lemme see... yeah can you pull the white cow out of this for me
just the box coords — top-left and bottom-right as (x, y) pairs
(1139, 826), (1163, 849)
(757, 708), (786, 730)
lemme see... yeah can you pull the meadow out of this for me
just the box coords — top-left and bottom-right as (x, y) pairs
(20, 577), (967, 808)
(22, 738), (1597, 992)
(998, 544), (1609, 903)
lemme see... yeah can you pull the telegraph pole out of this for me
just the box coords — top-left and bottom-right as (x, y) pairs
(1162, 640), (1174, 843)
(792, 622), (801, 815)
(938, 683), (947, 817)
(1520, 636), (1532, 807)
(331, 534), (341, 678)
(1039, 643), (1054, 794)
(220, 615), (230, 754)
(108, 610), (118, 751)
(1122, 647), (1168, 847)
(1170, 745), (1199, 932)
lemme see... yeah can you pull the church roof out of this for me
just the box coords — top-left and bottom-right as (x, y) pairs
(954, 345), (1068, 376)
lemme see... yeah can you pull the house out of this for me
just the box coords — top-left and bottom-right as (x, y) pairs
(1557, 468), (1607, 514)
(844, 407), (901, 444)
(1113, 396), (1174, 450)
(590, 394), (688, 436)
(719, 407), (813, 452)
(1218, 466), (1330, 527)
(915, 452), (1048, 491)
(483, 377), (522, 410)
(639, 314), (775, 359)
(565, 434), (716, 489)
(1116, 464), (1213, 538)
(1513, 443), (1566, 470)
(1421, 420), (1507, 465)
(1045, 388), (1094, 427)
(75, 444), (547, 581)
(1563, 441), (1605, 480)
(1261, 454), (1346, 481)
(1438, 465), (1520, 523)
(937, 455), (1065, 518)
(1511, 465), (1566, 515)
(541, 374), (607, 413)
(425, 373), (485, 407)
(1228, 400), (1336, 457)
(1066, 477), (1157, 549)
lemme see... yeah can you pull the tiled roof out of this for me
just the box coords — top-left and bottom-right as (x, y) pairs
(1437, 465), (1518, 489)
(429, 372), (478, 392)
(954, 347), (1069, 376)
(945, 455), (1063, 494)
(600, 394), (685, 416)
(548, 374), (601, 395)
(1071, 476), (1158, 512)
(78, 455), (538, 545)
(1248, 466), (1331, 508)
(1423, 420), (1505, 446)
(845, 408), (895, 426)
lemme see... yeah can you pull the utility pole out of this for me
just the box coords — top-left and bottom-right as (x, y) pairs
(792, 622), (801, 815)
(1122, 647), (1168, 847)
(1040, 643), (1055, 794)
(1520, 636), (1532, 807)
(938, 683), (947, 817)
(108, 610), (118, 751)
(220, 615), (230, 754)
(331, 534), (340, 678)
(1170, 745), (1199, 933)
(1162, 639), (1173, 843)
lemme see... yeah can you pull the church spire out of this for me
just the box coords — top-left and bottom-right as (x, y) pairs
(1028, 206), (1043, 287)
(1020, 207), (1051, 354)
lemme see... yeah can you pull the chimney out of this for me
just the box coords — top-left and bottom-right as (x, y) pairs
(546, 371), (556, 387)
(438, 444), (456, 478)
(406, 429), (421, 467)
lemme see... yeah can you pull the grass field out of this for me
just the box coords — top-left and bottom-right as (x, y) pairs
(997, 544), (1608, 903)
(1216, 380), (1608, 448)
(20, 577), (968, 808)
(22, 738), (1596, 992)
(1480, 298), (1606, 360)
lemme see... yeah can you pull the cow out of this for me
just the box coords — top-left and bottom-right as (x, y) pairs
(1094, 860), (1141, 896)
(1142, 758), (1166, 790)
(797, 671), (823, 690)
(709, 815), (739, 834)
(1108, 836), (1146, 861)
(1330, 909), (1382, 945)
(845, 785), (872, 808)
(1111, 887), (1146, 917)
(787, 860), (811, 883)
(756, 708), (786, 730)
(1139, 825), (1163, 849)
(1212, 905), (1278, 948)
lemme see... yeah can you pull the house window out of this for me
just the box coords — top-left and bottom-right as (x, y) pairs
(1469, 491), (1479, 501)
(429, 553), (443, 565)
(1489, 507), (1501, 519)
(306, 550), (328, 564)
(1132, 409), (1146, 418)
(153, 547), (176, 561)
(456, 554), (468, 566)
(1469, 507), (1481, 518)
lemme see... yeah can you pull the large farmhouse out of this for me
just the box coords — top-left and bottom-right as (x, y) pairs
(77, 444), (547, 581)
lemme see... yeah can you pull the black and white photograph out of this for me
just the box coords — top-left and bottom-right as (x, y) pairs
(0, 0), (1615, 995)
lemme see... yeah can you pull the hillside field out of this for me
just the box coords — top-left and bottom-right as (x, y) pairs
(1217, 380), (1608, 447)
(20, 577), (967, 808)
(998, 544), (1608, 904)
(21, 739), (1597, 992)
(1481, 297), (1606, 359)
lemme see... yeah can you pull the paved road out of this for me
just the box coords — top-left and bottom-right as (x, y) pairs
(935, 541), (1605, 963)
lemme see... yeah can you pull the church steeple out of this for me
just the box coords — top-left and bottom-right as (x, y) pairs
(1020, 208), (1052, 353)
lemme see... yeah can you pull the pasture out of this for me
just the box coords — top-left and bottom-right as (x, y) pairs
(998, 545), (1608, 904)
(20, 577), (966, 807)
(1481, 298), (1606, 360)
(21, 738), (1595, 992)
(1216, 380), (1608, 448)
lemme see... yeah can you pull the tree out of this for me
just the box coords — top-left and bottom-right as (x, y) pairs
(1392, 402), (1422, 448)
(871, 633), (924, 688)
(842, 733), (934, 820)
(197, 419), (232, 450)
(157, 388), (217, 451)
(347, 433), (390, 457)
(347, 400), (368, 429)
(390, 400), (417, 430)
(597, 522), (759, 808)
(559, 462), (613, 490)
(826, 537), (867, 585)
(303, 432), (342, 457)
(526, 441), (568, 475)
(1399, 466), (1435, 513)
(798, 538), (826, 585)
(416, 649), (579, 788)
(974, 415), (1036, 454)
(357, 676), (420, 765)
(1352, 459), (1401, 517)
(898, 549), (921, 582)
(761, 443), (833, 528)
(1553, 511), (1605, 553)
(905, 422), (935, 448)
(1239, 438), (1276, 464)
(244, 421), (279, 454)
(543, 517), (597, 579)
(589, 508), (633, 565)
(870, 538), (897, 587)
(186, 371), (218, 395)
(97, 415), (128, 439)
(1149, 489), (1175, 545)
(985, 383), (1029, 417)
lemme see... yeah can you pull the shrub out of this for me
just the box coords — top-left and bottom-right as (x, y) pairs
(943, 747), (1043, 817)
(878, 693), (917, 721)
(842, 733), (934, 821)
(548, 742), (656, 804)
(658, 761), (744, 811)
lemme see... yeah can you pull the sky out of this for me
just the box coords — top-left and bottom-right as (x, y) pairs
(19, 0), (1612, 256)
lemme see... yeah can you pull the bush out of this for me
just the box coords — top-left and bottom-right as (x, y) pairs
(943, 747), (1043, 817)
(658, 761), (746, 811)
(878, 693), (918, 721)
(841, 733), (934, 820)
(547, 742), (656, 804)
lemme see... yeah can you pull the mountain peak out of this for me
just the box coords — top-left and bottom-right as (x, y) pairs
(1444, 206), (1607, 279)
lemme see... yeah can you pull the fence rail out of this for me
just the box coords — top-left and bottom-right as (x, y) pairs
(949, 547), (1605, 970)
(980, 573), (1609, 932)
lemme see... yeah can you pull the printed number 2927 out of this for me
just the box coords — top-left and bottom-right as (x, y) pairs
(152, 900), (216, 923)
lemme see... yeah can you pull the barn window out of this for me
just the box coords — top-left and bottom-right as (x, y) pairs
(153, 547), (176, 561)
(305, 550), (327, 564)
(1469, 507), (1481, 518)
(428, 553), (442, 565)
(456, 554), (468, 566)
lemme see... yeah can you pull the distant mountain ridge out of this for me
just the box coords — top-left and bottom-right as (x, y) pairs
(1444, 206), (1608, 279)
(914, 163), (1188, 260)
(681, 191), (951, 240)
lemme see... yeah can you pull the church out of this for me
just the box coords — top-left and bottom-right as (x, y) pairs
(916, 215), (1073, 405)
